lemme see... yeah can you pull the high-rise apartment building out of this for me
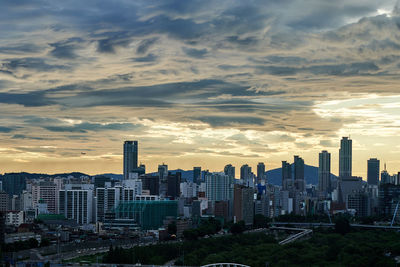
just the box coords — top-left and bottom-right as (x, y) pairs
(318, 150), (331, 194)
(32, 181), (58, 214)
(339, 137), (352, 178)
(2, 174), (26, 196)
(123, 141), (138, 180)
(205, 172), (234, 202)
(240, 164), (253, 187)
(233, 184), (254, 226)
(282, 161), (292, 190)
(367, 158), (380, 185)
(193, 167), (201, 184)
(224, 164), (235, 179)
(257, 162), (266, 184)
(294, 156), (305, 192)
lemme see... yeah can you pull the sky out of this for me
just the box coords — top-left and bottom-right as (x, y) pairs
(1, 0), (400, 178)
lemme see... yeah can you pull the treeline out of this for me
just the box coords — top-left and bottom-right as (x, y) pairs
(1, 238), (50, 252)
(102, 220), (400, 266)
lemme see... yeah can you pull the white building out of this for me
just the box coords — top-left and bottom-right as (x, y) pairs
(59, 184), (94, 225)
(205, 172), (234, 202)
(180, 182), (197, 198)
(5, 211), (24, 227)
(32, 181), (58, 214)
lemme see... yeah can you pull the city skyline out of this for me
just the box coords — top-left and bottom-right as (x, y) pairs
(1, 1), (400, 178)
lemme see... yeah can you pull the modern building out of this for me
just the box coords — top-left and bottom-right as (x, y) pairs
(339, 137), (352, 178)
(193, 167), (201, 184)
(224, 164), (235, 180)
(32, 181), (58, 214)
(205, 172), (234, 202)
(58, 184), (94, 225)
(233, 184), (254, 226)
(112, 200), (178, 230)
(294, 156), (305, 192)
(0, 192), (9, 212)
(347, 193), (370, 217)
(167, 173), (181, 198)
(5, 211), (24, 227)
(240, 164), (254, 187)
(140, 175), (160, 195)
(367, 158), (380, 186)
(282, 161), (292, 191)
(96, 186), (121, 222)
(318, 150), (331, 194)
(123, 141), (138, 180)
(257, 162), (266, 184)
(379, 184), (400, 221)
(2, 174), (26, 196)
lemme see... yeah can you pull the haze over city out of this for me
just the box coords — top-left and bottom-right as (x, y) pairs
(1, 0), (400, 178)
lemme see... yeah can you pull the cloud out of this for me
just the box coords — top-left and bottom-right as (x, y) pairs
(182, 47), (208, 58)
(0, 126), (14, 133)
(136, 37), (158, 54)
(49, 38), (84, 59)
(195, 116), (266, 127)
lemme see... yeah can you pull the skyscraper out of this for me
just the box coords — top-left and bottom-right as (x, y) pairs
(193, 167), (201, 184)
(123, 141), (138, 180)
(367, 158), (380, 185)
(240, 164), (253, 186)
(224, 164), (235, 179)
(294, 155), (305, 192)
(282, 161), (292, 190)
(205, 172), (234, 202)
(257, 162), (266, 184)
(339, 137), (352, 178)
(318, 150), (331, 194)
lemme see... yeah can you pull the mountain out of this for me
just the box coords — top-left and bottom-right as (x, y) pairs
(266, 164), (337, 186)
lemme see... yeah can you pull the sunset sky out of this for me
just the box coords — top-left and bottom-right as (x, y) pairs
(1, 0), (400, 178)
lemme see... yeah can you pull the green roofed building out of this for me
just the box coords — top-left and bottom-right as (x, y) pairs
(113, 200), (178, 230)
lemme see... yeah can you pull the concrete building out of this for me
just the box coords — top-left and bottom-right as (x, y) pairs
(240, 164), (253, 187)
(193, 167), (201, 184)
(339, 137), (352, 178)
(59, 184), (94, 225)
(0, 192), (9, 212)
(233, 184), (254, 226)
(224, 164), (235, 179)
(5, 211), (24, 227)
(123, 141), (138, 180)
(294, 156), (305, 192)
(282, 161), (292, 191)
(257, 162), (266, 184)
(32, 181), (58, 214)
(367, 158), (380, 186)
(205, 172), (234, 202)
(2, 174), (26, 196)
(318, 150), (331, 194)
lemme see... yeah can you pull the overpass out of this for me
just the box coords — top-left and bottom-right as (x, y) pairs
(271, 222), (400, 230)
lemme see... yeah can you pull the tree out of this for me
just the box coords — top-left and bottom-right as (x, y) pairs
(253, 214), (269, 228)
(335, 217), (351, 235)
(229, 221), (246, 235)
(168, 222), (177, 235)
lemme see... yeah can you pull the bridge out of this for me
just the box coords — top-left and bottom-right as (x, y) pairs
(271, 222), (400, 230)
(270, 227), (313, 245)
(201, 264), (251, 267)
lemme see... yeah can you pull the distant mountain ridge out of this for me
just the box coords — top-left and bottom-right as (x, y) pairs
(1, 165), (337, 186)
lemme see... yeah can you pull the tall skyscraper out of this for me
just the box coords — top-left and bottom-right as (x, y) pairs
(123, 141), (138, 180)
(367, 158), (380, 185)
(224, 164), (235, 179)
(257, 162), (266, 184)
(318, 150), (331, 194)
(240, 164), (253, 186)
(294, 156), (305, 191)
(282, 161), (292, 190)
(233, 184), (254, 226)
(2, 174), (26, 196)
(193, 167), (201, 184)
(339, 137), (352, 178)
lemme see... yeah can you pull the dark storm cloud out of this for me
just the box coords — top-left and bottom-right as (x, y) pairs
(43, 122), (141, 133)
(1, 57), (69, 72)
(0, 126), (14, 133)
(182, 47), (208, 59)
(136, 37), (158, 54)
(0, 91), (53, 107)
(49, 38), (84, 59)
(131, 53), (158, 62)
(195, 116), (266, 127)
(256, 61), (380, 76)
(0, 44), (43, 54)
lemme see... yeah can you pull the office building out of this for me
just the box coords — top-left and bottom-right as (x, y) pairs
(339, 137), (352, 178)
(193, 167), (201, 184)
(294, 156), (305, 192)
(2, 174), (26, 196)
(167, 172), (181, 198)
(282, 161), (292, 190)
(224, 164), (235, 179)
(379, 184), (400, 220)
(32, 181), (58, 214)
(240, 164), (253, 187)
(257, 162), (266, 184)
(367, 158), (380, 185)
(205, 172), (234, 202)
(140, 175), (160, 195)
(233, 184), (254, 226)
(96, 186), (120, 222)
(59, 184), (94, 225)
(0, 192), (9, 212)
(123, 141), (138, 180)
(318, 150), (331, 194)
